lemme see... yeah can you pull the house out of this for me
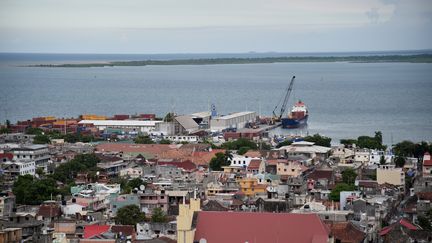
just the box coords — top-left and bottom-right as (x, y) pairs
(246, 159), (265, 174)
(237, 177), (267, 197)
(379, 218), (432, 243)
(0, 192), (15, 218)
(138, 190), (169, 215)
(377, 165), (405, 187)
(0, 228), (22, 243)
(2, 161), (36, 178)
(276, 160), (307, 177)
(330, 145), (354, 164)
(422, 152), (432, 177)
(120, 166), (144, 178)
(307, 169), (335, 190)
(325, 221), (366, 243)
(11, 144), (50, 169)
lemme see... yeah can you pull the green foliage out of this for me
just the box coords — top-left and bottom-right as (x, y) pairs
(304, 134), (331, 147)
(0, 127), (11, 134)
(237, 146), (249, 155)
(25, 127), (43, 135)
(276, 140), (292, 148)
(342, 168), (357, 185)
(418, 215), (432, 230)
(163, 112), (175, 122)
(340, 139), (357, 146)
(115, 205), (146, 225)
(393, 140), (431, 158)
(222, 138), (258, 150)
(151, 207), (167, 223)
(13, 175), (60, 205)
(340, 131), (386, 150)
(379, 155), (386, 165)
(33, 134), (51, 144)
(258, 142), (272, 150)
(394, 156), (406, 168)
(36, 167), (45, 176)
(127, 178), (146, 192)
(329, 183), (355, 202)
(134, 135), (155, 144)
(209, 152), (231, 171)
(52, 154), (100, 184)
(159, 139), (171, 144)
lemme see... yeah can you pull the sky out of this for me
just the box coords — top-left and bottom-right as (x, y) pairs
(0, 0), (431, 53)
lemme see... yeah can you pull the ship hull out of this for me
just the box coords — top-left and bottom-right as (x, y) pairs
(281, 115), (308, 129)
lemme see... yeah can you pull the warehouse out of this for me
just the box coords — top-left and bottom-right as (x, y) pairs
(210, 111), (257, 132)
(78, 120), (162, 133)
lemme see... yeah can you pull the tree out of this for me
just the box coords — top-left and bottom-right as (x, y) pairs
(379, 155), (386, 165)
(237, 146), (249, 155)
(393, 140), (416, 157)
(418, 215), (432, 230)
(25, 127), (43, 135)
(151, 207), (167, 223)
(163, 112), (175, 122)
(52, 153), (100, 184)
(209, 152), (231, 171)
(394, 156), (406, 168)
(222, 138), (258, 150)
(6, 119), (11, 128)
(329, 183), (355, 202)
(342, 168), (357, 185)
(33, 134), (50, 144)
(13, 175), (60, 205)
(0, 127), (10, 134)
(340, 139), (357, 146)
(36, 167), (45, 177)
(276, 140), (292, 148)
(127, 178), (146, 191)
(115, 205), (146, 225)
(134, 135), (155, 144)
(304, 134), (331, 147)
(159, 139), (171, 144)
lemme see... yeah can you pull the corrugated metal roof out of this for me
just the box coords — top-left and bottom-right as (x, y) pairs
(79, 120), (162, 126)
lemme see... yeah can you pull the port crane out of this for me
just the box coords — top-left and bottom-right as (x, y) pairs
(272, 75), (296, 122)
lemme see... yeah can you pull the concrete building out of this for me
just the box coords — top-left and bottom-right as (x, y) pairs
(11, 144), (50, 169)
(210, 111), (256, 132)
(2, 161), (36, 177)
(377, 165), (405, 186)
(276, 160), (308, 177)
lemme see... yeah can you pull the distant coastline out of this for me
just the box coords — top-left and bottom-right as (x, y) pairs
(28, 54), (432, 67)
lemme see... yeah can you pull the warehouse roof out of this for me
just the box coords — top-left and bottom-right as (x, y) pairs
(215, 111), (255, 120)
(79, 120), (162, 126)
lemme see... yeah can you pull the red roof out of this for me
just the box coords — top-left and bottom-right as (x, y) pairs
(379, 218), (418, 236)
(247, 159), (262, 169)
(0, 153), (13, 161)
(308, 170), (333, 181)
(84, 225), (111, 239)
(194, 212), (329, 243)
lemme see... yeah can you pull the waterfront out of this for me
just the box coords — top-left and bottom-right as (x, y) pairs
(1, 54), (432, 144)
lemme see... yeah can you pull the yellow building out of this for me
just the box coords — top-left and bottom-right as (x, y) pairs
(377, 165), (405, 186)
(276, 161), (307, 177)
(177, 197), (201, 243)
(237, 177), (267, 197)
(80, 114), (107, 120)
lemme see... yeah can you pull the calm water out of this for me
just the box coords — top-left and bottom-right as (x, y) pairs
(0, 53), (431, 145)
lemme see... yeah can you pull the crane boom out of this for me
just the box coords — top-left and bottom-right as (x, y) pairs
(272, 76), (296, 120)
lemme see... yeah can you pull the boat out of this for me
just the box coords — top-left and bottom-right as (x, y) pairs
(281, 100), (308, 128)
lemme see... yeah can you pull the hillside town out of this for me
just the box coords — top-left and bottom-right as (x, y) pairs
(0, 111), (431, 243)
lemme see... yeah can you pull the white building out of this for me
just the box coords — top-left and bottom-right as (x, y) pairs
(210, 111), (256, 132)
(79, 120), (162, 133)
(340, 191), (361, 210)
(353, 149), (370, 164)
(3, 161), (36, 177)
(228, 154), (261, 168)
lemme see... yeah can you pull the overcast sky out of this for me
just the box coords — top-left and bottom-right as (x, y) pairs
(0, 0), (431, 53)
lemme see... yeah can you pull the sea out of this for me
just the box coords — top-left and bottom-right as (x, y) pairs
(0, 52), (431, 145)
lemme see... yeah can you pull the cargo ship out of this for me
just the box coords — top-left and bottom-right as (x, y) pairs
(281, 100), (308, 128)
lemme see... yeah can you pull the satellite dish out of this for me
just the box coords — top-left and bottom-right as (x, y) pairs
(139, 185), (145, 191)
(199, 239), (207, 243)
